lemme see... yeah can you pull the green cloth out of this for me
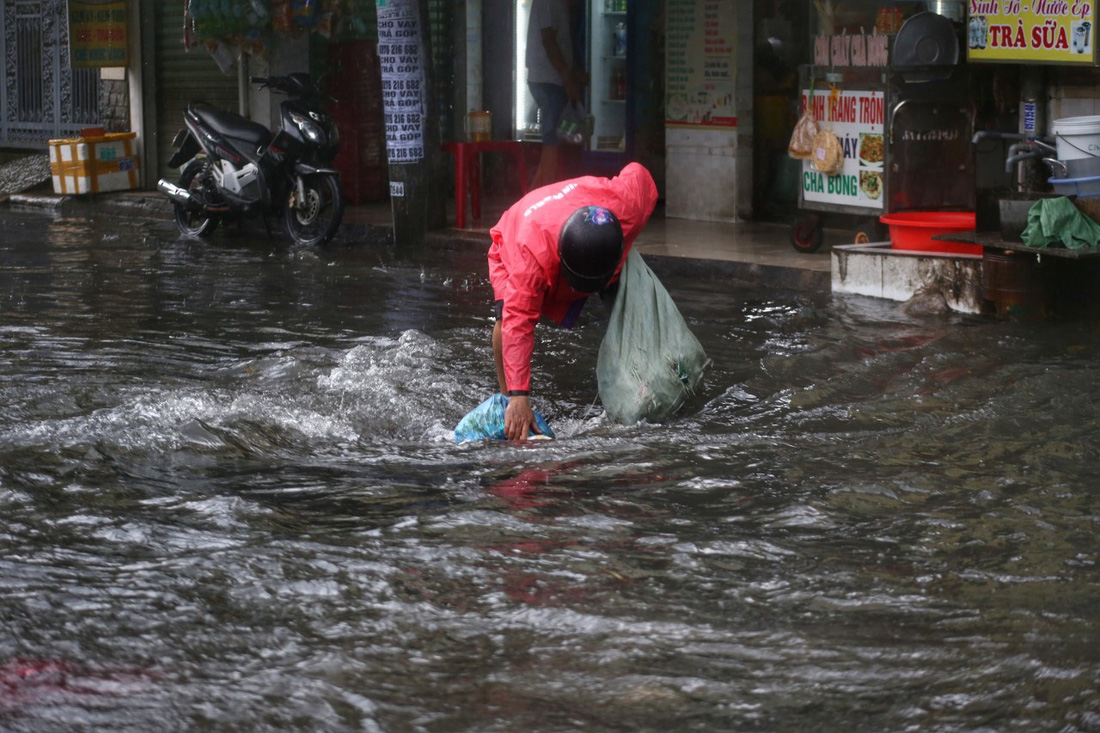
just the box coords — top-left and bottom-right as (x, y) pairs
(597, 249), (710, 425)
(1020, 196), (1100, 250)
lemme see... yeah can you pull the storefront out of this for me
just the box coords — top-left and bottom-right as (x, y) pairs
(149, 0), (388, 203)
(751, 0), (811, 223)
(965, 1), (1100, 203)
(0, 0), (124, 149)
(150, 0), (240, 183)
(751, 1), (1100, 226)
(663, 0), (746, 222)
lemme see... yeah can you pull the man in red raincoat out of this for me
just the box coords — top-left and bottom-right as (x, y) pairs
(488, 162), (659, 441)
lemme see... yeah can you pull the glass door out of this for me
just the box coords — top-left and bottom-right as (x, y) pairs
(587, 0), (627, 152)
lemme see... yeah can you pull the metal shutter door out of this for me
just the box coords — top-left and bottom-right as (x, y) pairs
(153, 0), (239, 180)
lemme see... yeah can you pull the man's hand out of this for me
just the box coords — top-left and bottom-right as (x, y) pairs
(504, 395), (540, 442)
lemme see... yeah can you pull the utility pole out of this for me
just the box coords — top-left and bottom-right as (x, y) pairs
(376, 0), (445, 245)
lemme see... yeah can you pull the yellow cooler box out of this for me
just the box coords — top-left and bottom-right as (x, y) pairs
(49, 132), (140, 195)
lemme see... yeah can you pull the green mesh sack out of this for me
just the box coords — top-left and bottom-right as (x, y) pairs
(597, 249), (710, 424)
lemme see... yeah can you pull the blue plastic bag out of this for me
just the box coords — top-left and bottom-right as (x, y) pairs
(454, 394), (554, 443)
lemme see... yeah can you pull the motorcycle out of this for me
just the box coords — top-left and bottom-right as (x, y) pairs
(157, 73), (345, 247)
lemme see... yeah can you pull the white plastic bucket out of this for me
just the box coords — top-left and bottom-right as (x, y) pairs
(1052, 115), (1100, 160)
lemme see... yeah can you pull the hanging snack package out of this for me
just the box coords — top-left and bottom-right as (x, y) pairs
(787, 109), (819, 159)
(597, 250), (710, 425)
(811, 128), (844, 176)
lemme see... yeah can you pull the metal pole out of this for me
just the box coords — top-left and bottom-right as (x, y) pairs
(1018, 66), (1045, 192)
(376, 0), (445, 245)
(238, 53), (249, 118)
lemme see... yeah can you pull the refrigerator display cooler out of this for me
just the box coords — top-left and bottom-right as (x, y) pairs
(514, 0), (632, 157)
(587, 0), (628, 153)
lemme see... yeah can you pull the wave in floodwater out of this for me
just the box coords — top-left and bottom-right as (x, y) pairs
(0, 210), (1098, 731)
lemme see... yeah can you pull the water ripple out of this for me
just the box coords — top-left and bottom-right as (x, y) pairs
(0, 211), (1097, 730)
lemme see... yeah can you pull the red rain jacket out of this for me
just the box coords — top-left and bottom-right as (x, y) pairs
(488, 162), (658, 393)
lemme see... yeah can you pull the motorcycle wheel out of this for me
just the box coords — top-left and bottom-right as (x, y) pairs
(174, 159), (221, 238)
(284, 173), (344, 247)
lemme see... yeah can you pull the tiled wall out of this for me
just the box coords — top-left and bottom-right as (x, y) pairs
(1048, 83), (1100, 122)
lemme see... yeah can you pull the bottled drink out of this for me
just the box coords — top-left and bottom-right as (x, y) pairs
(614, 22), (626, 57)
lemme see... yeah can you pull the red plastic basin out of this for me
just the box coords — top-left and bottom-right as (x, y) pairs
(879, 211), (980, 255)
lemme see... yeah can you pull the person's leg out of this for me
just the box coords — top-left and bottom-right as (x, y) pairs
(531, 146), (560, 190)
(528, 82), (568, 189)
(492, 300), (507, 394)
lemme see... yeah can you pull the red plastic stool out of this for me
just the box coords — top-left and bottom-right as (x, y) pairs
(442, 141), (530, 228)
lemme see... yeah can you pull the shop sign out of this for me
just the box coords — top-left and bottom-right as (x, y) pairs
(967, 1), (1097, 64)
(813, 35), (891, 68)
(68, 0), (128, 68)
(800, 88), (886, 210)
(665, 0), (737, 128)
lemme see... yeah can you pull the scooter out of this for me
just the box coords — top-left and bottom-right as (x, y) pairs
(157, 73), (344, 247)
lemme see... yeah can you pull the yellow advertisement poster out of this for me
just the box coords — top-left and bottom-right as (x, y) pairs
(69, 0), (129, 68)
(967, 1), (1097, 64)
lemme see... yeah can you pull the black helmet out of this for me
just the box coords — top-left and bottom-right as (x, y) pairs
(558, 206), (624, 293)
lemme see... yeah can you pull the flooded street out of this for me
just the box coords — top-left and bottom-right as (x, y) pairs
(1, 207), (1098, 731)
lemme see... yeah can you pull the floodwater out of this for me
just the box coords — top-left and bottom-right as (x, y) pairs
(1, 208), (1098, 731)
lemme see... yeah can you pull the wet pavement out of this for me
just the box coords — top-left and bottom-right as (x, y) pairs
(0, 156), (50, 196)
(7, 186), (841, 291)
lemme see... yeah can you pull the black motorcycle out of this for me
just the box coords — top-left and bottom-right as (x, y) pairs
(157, 73), (344, 247)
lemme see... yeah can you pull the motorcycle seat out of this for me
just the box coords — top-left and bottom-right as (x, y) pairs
(188, 102), (271, 148)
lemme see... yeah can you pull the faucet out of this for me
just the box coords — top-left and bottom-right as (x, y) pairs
(1044, 158), (1067, 178)
(1005, 149), (1045, 173)
(1003, 139), (1059, 173)
(1005, 141), (1035, 172)
(1028, 139), (1058, 155)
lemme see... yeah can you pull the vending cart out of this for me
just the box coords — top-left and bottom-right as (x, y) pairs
(790, 11), (976, 252)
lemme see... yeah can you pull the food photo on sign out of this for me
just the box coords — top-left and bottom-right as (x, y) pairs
(797, 87), (887, 209)
(857, 132), (883, 201)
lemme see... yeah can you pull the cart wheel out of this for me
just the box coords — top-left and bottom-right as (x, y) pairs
(854, 220), (888, 245)
(790, 213), (824, 253)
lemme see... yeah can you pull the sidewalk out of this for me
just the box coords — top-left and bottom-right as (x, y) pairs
(8, 189), (844, 292)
